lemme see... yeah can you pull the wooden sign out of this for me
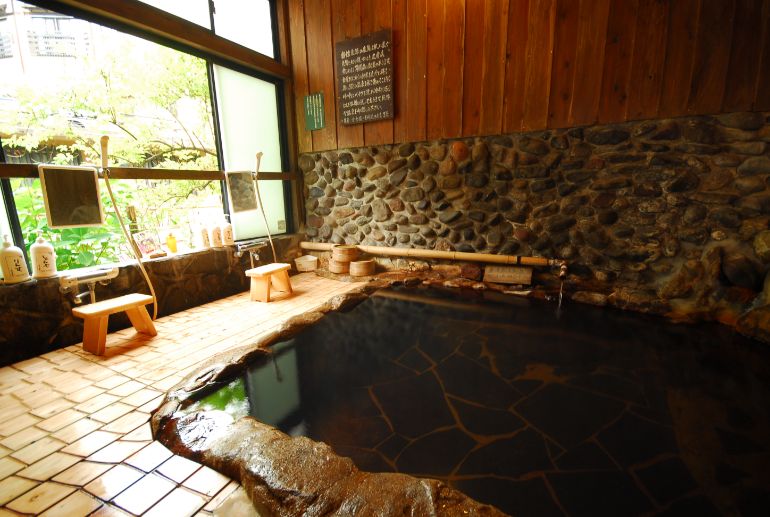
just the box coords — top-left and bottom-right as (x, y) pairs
(335, 29), (393, 125)
(483, 265), (533, 285)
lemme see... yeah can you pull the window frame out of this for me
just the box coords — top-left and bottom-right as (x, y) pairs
(0, 0), (299, 258)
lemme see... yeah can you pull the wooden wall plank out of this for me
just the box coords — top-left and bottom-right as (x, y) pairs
(304, 0), (337, 151)
(502, 0), (530, 132)
(362, 0), (393, 146)
(755, 0), (770, 110)
(547, 0), (580, 129)
(522, 0), (556, 130)
(598, 0), (638, 123)
(287, 0), (312, 153)
(405, 0), (428, 143)
(723, 0), (764, 111)
(625, 0), (669, 120)
(462, 0), (485, 136)
(568, 0), (610, 126)
(331, 0), (363, 149)
(426, 0), (446, 140)
(479, 0), (510, 135)
(442, 0), (465, 138)
(392, 0), (409, 144)
(658, 0), (699, 117)
(688, 0), (736, 114)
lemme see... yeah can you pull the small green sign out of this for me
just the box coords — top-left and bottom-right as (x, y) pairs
(304, 92), (325, 131)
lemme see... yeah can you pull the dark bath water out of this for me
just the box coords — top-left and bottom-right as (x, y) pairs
(189, 286), (770, 517)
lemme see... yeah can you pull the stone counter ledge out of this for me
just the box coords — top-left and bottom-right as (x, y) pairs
(151, 281), (506, 517)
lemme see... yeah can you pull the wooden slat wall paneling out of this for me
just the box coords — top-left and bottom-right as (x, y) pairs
(305, 0), (338, 151)
(362, 0), (394, 146)
(479, 0), (510, 135)
(598, 0), (639, 123)
(755, 0), (770, 110)
(547, 0), (580, 129)
(426, 0), (447, 141)
(687, 0), (737, 114)
(658, 0), (699, 117)
(625, 0), (669, 120)
(405, 0), (428, 143)
(522, 0), (556, 130)
(723, 0), (765, 111)
(502, 0), (530, 132)
(442, 0), (466, 138)
(332, 0), (364, 149)
(568, 0), (610, 126)
(288, 0), (312, 153)
(392, 0), (409, 144)
(462, 0), (486, 136)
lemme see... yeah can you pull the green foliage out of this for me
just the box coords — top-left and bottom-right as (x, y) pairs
(1, 22), (223, 270)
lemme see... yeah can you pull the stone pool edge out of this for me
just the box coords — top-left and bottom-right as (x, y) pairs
(151, 279), (507, 516)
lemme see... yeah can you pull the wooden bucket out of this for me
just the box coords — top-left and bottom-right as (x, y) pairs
(331, 245), (360, 262)
(349, 259), (375, 277)
(329, 259), (350, 274)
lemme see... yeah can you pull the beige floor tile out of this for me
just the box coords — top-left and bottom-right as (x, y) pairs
(124, 441), (173, 473)
(0, 476), (38, 505)
(107, 380), (145, 398)
(89, 503), (133, 516)
(101, 411), (149, 435)
(20, 390), (63, 412)
(52, 461), (113, 486)
(121, 422), (153, 442)
(202, 480), (239, 512)
(0, 457), (25, 480)
(0, 426), (48, 452)
(0, 414), (41, 437)
(0, 444), (9, 459)
(90, 403), (134, 424)
(83, 464), (143, 500)
(87, 440), (147, 464)
(9, 436), (65, 465)
(74, 393), (121, 414)
(6, 481), (75, 514)
(65, 386), (105, 404)
(37, 409), (88, 433)
(156, 455), (201, 484)
(16, 452), (81, 481)
(144, 487), (207, 517)
(29, 398), (75, 419)
(121, 388), (162, 407)
(61, 430), (121, 457)
(209, 486), (258, 517)
(137, 395), (165, 413)
(94, 376), (130, 391)
(183, 466), (230, 497)
(112, 473), (175, 515)
(38, 489), (102, 517)
(51, 418), (102, 444)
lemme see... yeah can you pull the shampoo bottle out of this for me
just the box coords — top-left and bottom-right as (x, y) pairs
(1, 234), (31, 284)
(199, 226), (211, 249)
(210, 224), (223, 248)
(30, 232), (57, 279)
(222, 216), (234, 246)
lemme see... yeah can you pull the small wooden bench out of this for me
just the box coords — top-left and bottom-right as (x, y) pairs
(246, 263), (293, 302)
(72, 293), (156, 356)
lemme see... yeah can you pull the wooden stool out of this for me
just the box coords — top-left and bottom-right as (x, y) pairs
(246, 263), (293, 302)
(72, 293), (156, 356)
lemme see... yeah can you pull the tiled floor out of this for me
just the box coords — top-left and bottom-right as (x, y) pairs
(0, 273), (359, 516)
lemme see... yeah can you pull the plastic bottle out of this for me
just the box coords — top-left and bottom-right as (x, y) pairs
(166, 232), (177, 253)
(1, 234), (31, 284)
(199, 226), (211, 249)
(210, 224), (223, 248)
(221, 216), (234, 246)
(30, 231), (57, 279)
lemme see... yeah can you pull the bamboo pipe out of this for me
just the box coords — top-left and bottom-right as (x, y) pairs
(300, 242), (566, 268)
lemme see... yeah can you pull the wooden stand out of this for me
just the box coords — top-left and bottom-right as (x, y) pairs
(246, 263), (293, 302)
(72, 293), (156, 356)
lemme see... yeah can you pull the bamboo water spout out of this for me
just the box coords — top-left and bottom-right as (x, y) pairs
(299, 242), (567, 269)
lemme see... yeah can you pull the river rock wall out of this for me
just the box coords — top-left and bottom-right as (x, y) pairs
(300, 112), (770, 339)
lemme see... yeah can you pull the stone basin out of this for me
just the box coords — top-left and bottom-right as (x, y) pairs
(153, 282), (770, 516)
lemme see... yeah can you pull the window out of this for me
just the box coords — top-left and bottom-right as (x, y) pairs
(0, 0), (289, 272)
